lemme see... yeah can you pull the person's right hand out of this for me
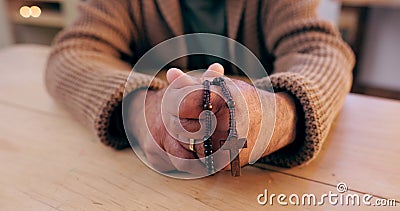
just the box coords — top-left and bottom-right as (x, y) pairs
(127, 65), (225, 175)
(128, 88), (207, 175)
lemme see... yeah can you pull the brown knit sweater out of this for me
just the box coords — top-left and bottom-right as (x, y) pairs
(45, 0), (355, 167)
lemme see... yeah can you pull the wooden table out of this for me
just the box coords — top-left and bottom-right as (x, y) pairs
(1, 45), (399, 210)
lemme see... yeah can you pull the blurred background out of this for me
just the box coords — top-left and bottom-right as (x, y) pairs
(0, 0), (399, 100)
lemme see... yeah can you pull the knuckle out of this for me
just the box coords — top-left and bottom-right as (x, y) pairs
(180, 118), (200, 133)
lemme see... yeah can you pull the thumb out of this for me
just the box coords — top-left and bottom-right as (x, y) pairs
(202, 63), (225, 79)
(166, 68), (197, 88)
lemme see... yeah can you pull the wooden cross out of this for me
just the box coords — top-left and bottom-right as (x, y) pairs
(220, 136), (247, 177)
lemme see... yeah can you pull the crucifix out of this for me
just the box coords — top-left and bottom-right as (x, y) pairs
(220, 135), (247, 177)
(201, 77), (248, 177)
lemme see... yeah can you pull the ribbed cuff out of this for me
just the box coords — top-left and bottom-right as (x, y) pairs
(254, 72), (322, 167)
(97, 74), (166, 149)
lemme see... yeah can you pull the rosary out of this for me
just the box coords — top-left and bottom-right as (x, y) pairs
(201, 77), (247, 177)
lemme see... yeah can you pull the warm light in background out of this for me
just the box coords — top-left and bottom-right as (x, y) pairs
(19, 6), (41, 18)
(30, 6), (42, 18)
(19, 6), (31, 18)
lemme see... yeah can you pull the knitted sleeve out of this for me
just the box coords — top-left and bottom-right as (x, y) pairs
(255, 0), (355, 167)
(45, 0), (165, 149)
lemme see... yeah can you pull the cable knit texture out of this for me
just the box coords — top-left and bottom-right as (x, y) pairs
(45, 0), (355, 167)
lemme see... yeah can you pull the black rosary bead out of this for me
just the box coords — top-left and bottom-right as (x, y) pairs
(204, 142), (212, 150)
(202, 80), (215, 175)
(227, 99), (235, 108)
(212, 77), (223, 85)
(203, 104), (213, 110)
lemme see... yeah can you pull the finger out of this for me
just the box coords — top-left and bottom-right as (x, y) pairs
(162, 86), (203, 119)
(138, 134), (176, 172)
(163, 135), (196, 160)
(145, 148), (176, 172)
(179, 118), (202, 133)
(203, 63), (224, 78)
(166, 68), (184, 84)
(167, 68), (198, 88)
(178, 89), (226, 119)
(162, 87), (228, 129)
(163, 116), (205, 141)
(162, 86), (203, 132)
(178, 130), (228, 157)
(163, 135), (207, 175)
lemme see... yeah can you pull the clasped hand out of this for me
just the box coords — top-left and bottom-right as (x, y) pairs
(128, 63), (280, 175)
